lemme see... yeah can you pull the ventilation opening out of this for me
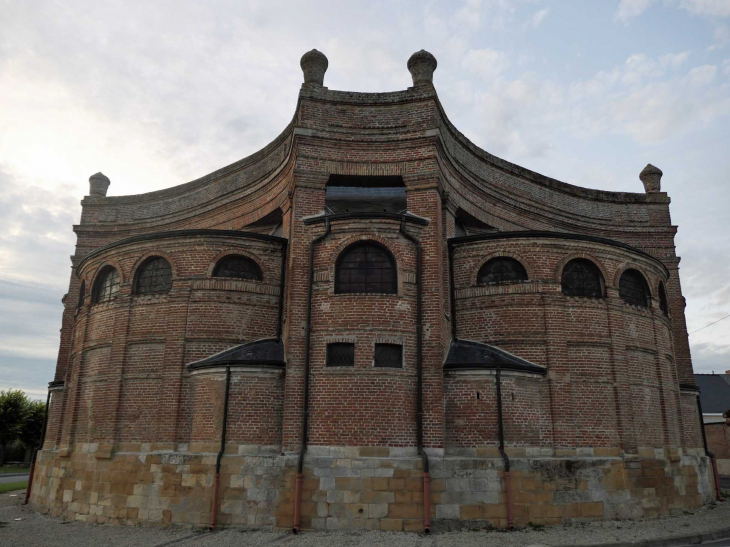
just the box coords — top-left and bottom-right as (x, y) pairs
(326, 175), (406, 214)
(454, 208), (497, 237)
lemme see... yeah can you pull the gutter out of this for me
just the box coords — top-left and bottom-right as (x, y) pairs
(293, 218), (331, 534)
(210, 366), (232, 529)
(399, 220), (431, 534)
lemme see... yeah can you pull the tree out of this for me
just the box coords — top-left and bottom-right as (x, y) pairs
(0, 390), (29, 465)
(19, 400), (47, 463)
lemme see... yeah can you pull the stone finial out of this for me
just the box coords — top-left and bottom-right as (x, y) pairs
(89, 172), (111, 196)
(639, 164), (662, 193)
(407, 49), (437, 87)
(300, 49), (328, 86)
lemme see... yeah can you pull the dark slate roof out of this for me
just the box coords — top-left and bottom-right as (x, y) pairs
(444, 339), (546, 375)
(695, 374), (730, 414)
(188, 338), (285, 370)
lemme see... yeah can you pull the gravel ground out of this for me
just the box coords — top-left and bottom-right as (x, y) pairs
(2, 488), (730, 547)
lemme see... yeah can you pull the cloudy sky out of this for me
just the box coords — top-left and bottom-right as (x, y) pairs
(2, 0), (729, 398)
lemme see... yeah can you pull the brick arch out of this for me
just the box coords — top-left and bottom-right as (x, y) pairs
(612, 262), (654, 298)
(88, 259), (126, 288)
(206, 248), (267, 282)
(553, 251), (610, 294)
(327, 235), (405, 296)
(470, 251), (534, 286)
(130, 250), (180, 283)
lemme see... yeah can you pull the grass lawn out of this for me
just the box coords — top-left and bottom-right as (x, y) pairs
(0, 467), (30, 474)
(0, 481), (28, 494)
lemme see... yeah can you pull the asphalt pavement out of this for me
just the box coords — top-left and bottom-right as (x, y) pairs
(0, 473), (29, 484)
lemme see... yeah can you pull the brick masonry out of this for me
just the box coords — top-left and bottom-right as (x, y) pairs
(30, 50), (713, 530)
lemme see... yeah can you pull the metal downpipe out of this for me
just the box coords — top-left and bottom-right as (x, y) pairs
(211, 366), (231, 530)
(696, 393), (724, 501)
(495, 368), (515, 530)
(23, 389), (51, 505)
(400, 221), (430, 533)
(293, 219), (331, 534)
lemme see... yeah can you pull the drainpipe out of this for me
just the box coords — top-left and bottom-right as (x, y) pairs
(400, 220), (431, 534)
(448, 243), (457, 341)
(23, 389), (51, 505)
(696, 394), (723, 502)
(211, 366), (232, 530)
(277, 240), (288, 339)
(495, 367), (515, 530)
(293, 218), (331, 534)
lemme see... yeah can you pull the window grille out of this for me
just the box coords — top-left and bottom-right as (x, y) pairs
(213, 255), (263, 281)
(93, 267), (120, 303)
(477, 257), (528, 284)
(619, 269), (650, 308)
(374, 344), (403, 368)
(561, 259), (604, 298)
(658, 282), (669, 316)
(135, 257), (173, 295)
(326, 343), (355, 367)
(335, 242), (397, 294)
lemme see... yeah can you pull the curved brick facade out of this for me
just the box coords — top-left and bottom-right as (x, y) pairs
(29, 50), (713, 531)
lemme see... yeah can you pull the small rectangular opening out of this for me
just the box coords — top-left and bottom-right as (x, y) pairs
(326, 343), (355, 367)
(374, 343), (403, 368)
(326, 175), (406, 214)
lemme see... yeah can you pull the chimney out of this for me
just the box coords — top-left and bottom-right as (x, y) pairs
(89, 172), (110, 196)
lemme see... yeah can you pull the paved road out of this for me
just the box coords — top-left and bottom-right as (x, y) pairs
(0, 473), (28, 484)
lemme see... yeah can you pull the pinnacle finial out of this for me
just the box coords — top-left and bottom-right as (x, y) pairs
(89, 172), (110, 196)
(300, 49), (328, 86)
(639, 164), (662, 193)
(407, 50), (437, 87)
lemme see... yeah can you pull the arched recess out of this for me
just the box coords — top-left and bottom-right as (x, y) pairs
(560, 257), (606, 298)
(212, 254), (263, 281)
(618, 267), (652, 308)
(133, 256), (174, 295)
(474, 254), (530, 285)
(335, 240), (398, 295)
(657, 281), (669, 316)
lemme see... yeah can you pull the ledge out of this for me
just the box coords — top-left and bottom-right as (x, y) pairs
(443, 339), (547, 375)
(303, 212), (429, 226)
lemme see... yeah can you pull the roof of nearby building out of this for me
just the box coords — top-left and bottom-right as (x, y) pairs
(695, 373), (730, 414)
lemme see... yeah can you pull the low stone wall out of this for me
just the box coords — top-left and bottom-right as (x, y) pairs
(30, 444), (714, 530)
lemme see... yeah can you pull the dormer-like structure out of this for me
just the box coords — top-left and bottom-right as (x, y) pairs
(29, 50), (715, 532)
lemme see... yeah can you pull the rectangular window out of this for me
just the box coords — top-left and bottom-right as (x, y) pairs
(326, 343), (355, 367)
(374, 343), (403, 368)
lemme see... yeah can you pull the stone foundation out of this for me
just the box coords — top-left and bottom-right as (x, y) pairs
(30, 444), (714, 530)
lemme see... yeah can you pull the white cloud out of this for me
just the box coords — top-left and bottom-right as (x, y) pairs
(531, 8), (550, 28)
(686, 64), (718, 85)
(614, 0), (656, 22)
(679, 0), (730, 18)
(462, 48), (510, 76)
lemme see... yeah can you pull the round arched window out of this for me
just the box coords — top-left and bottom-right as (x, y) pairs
(93, 266), (120, 303)
(561, 259), (604, 298)
(135, 257), (173, 295)
(213, 255), (263, 281)
(477, 257), (528, 284)
(335, 242), (397, 294)
(619, 269), (651, 308)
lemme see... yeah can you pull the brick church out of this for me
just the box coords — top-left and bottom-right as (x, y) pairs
(28, 49), (719, 531)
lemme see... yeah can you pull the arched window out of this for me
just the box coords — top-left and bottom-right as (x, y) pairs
(77, 280), (86, 309)
(135, 257), (173, 295)
(561, 259), (604, 298)
(658, 282), (669, 316)
(477, 257), (528, 284)
(213, 255), (262, 281)
(619, 269), (650, 308)
(93, 266), (120, 303)
(335, 242), (397, 294)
